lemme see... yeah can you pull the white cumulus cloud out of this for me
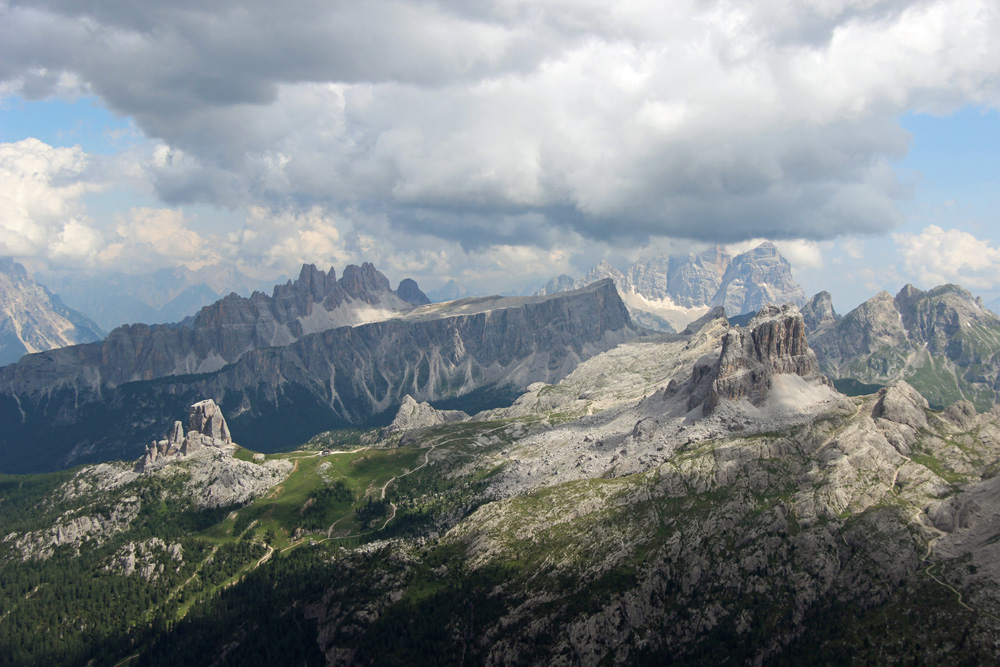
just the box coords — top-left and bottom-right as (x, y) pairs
(894, 225), (1000, 290)
(0, 138), (105, 264)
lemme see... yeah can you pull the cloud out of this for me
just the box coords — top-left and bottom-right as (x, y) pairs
(1, 0), (999, 254)
(96, 207), (221, 272)
(895, 225), (1000, 289)
(0, 138), (105, 263)
(231, 205), (354, 273)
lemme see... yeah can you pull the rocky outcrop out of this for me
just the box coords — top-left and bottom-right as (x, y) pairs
(184, 453), (293, 508)
(0, 258), (104, 365)
(6, 495), (141, 561)
(703, 303), (830, 413)
(132, 400), (291, 506)
(136, 399), (234, 471)
(382, 395), (468, 440)
(396, 279), (431, 306)
(105, 538), (184, 580)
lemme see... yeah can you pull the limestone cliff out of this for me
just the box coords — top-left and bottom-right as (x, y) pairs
(704, 303), (830, 413)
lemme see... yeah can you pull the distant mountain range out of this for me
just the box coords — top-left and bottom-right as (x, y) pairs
(536, 242), (806, 331)
(426, 279), (479, 303)
(0, 259), (104, 366)
(39, 263), (288, 331)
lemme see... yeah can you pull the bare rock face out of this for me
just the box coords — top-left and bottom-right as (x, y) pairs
(187, 399), (232, 444)
(872, 382), (929, 431)
(710, 242), (807, 316)
(8, 496), (142, 560)
(870, 381), (930, 454)
(137, 399), (234, 471)
(705, 303), (829, 413)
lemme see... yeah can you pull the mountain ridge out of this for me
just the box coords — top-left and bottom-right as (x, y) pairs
(0, 279), (638, 472)
(809, 282), (1000, 410)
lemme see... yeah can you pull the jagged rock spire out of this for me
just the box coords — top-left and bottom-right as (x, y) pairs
(136, 399), (234, 472)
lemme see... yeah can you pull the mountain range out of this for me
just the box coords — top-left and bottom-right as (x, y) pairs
(5, 293), (1000, 664)
(0, 267), (636, 472)
(536, 242), (807, 331)
(807, 283), (1000, 411)
(6, 247), (1000, 664)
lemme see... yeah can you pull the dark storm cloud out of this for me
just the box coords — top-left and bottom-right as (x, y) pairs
(2, 0), (999, 250)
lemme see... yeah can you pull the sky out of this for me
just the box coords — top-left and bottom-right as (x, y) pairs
(1, 0), (999, 313)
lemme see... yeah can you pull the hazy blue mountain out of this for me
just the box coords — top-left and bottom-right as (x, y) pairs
(39, 263), (287, 330)
(426, 279), (479, 302)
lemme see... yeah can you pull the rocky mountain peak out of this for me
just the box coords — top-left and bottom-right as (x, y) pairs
(340, 263), (392, 302)
(711, 242), (807, 316)
(801, 291), (839, 333)
(0, 258), (104, 365)
(894, 283), (925, 310)
(663, 246), (731, 308)
(136, 399), (234, 472)
(703, 303), (829, 413)
(294, 263), (336, 301)
(396, 278), (431, 306)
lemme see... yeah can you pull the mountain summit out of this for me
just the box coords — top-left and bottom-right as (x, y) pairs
(0, 258), (104, 366)
(536, 243), (805, 331)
